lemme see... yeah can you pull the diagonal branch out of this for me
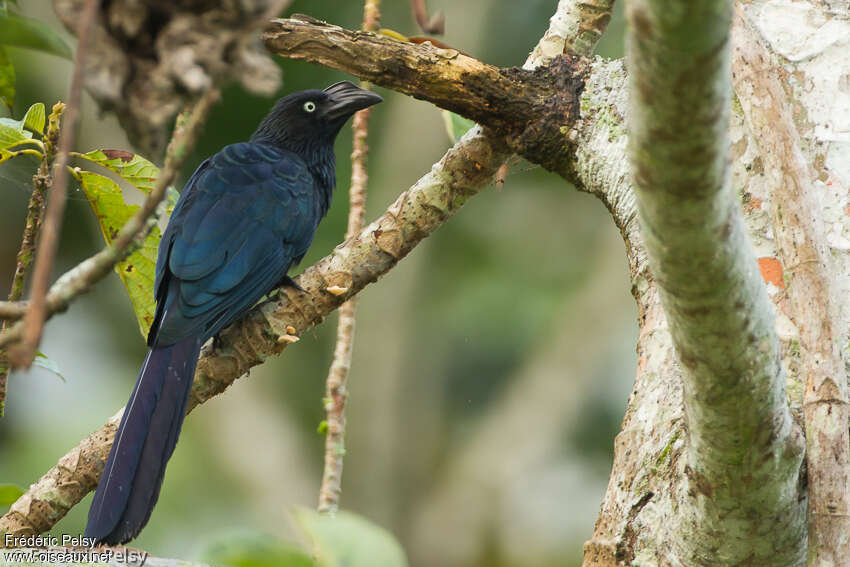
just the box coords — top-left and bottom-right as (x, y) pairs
(732, 7), (850, 564)
(0, 0), (611, 541)
(0, 122), (511, 542)
(625, 0), (805, 564)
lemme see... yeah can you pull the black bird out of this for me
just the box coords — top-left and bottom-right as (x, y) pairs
(85, 82), (382, 544)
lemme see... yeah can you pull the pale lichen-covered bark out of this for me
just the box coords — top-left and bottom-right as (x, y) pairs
(524, 0), (616, 61)
(7, 1), (849, 564)
(577, 59), (809, 567)
(732, 7), (850, 564)
(581, 1), (850, 564)
(623, 0), (806, 564)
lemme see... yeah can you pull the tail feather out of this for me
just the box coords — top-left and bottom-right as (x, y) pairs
(86, 335), (201, 544)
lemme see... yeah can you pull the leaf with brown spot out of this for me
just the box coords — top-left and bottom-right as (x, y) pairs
(78, 170), (159, 338)
(79, 149), (160, 194)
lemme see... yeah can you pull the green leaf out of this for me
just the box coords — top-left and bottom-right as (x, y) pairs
(33, 351), (65, 382)
(78, 170), (159, 339)
(0, 13), (72, 59)
(0, 115), (32, 150)
(21, 101), (44, 133)
(199, 532), (314, 567)
(441, 110), (476, 143)
(294, 508), (409, 567)
(79, 149), (160, 194)
(0, 45), (13, 110)
(0, 484), (24, 507)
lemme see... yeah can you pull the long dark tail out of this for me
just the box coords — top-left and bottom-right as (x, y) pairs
(86, 335), (202, 544)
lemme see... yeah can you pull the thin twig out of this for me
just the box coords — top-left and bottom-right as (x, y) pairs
(10, 0), (100, 368)
(0, 89), (220, 351)
(732, 8), (850, 564)
(0, 104), (65, 415)
(409, 0), (444, 34)
(317, 0), (381, 516)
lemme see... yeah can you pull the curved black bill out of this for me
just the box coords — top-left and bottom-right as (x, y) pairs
(323, 81), (383, 120)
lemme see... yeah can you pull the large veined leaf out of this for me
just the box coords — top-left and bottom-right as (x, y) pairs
(79, 149), (159, 194)
(78, 170), (159, 338)
(294, 508), (409, 567)
(0, 45), (13, 109)
(0, 13), (72, 59)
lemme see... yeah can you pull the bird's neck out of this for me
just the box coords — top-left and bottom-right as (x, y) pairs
(307, 145), (335, 217)
(251, 133), (336, 217)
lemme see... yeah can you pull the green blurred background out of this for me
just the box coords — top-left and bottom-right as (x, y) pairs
(0, 2), (632, 565)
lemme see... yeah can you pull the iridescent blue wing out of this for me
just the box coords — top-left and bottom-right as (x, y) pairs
(148, 142), (319, 346)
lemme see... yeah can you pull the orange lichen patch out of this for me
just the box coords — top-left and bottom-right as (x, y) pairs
(844, 204), (850, 216)
(744, 194), (763, 214)
(758, 257), (785, 289)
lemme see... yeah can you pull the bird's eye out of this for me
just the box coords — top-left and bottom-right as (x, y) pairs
(303, 101), (317, 113)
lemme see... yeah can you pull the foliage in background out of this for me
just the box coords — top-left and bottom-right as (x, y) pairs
(0, 101), (162, 338)
(200, 509), (408, 567)
(0, 1), (70, 109)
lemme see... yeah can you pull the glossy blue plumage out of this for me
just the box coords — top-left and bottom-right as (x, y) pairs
(85, 82), (382, 545)
(148, 143), (321, 345)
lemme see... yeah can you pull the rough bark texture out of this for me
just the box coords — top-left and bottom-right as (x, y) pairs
(582, 0), (850, 564)
(264, 16), (589, 176)
(525, 0), (616, 61)
(624, 0), (806, 564)
(732, 7), (850, 564)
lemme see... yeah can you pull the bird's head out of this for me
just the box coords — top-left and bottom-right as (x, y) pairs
(251, 81), (383, 153)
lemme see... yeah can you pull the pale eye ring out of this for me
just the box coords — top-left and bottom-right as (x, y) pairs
(303, 101), (317, 113)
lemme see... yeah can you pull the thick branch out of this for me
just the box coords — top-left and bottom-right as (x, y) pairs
(626, 0), (804, 564)
(0, 0), (604, 541)
(263, 16), (588, 176)
(0, 126), (509, 541)
(732, 8), (850, 564)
